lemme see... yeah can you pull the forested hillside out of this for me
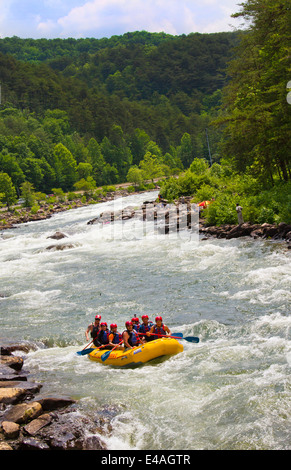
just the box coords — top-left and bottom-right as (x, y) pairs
(0, 31), (238, 197)
(160, 0), (291, 225)
(0, 3), (290, 228)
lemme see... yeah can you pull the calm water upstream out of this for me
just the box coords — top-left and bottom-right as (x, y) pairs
(1, 191), (290, 450)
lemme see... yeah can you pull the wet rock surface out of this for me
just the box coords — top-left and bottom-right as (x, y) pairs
(0, 340), (107, 450)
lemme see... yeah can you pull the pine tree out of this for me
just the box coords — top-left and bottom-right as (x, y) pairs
(0, 172), (17, 210)
(219, 0), (291, 184)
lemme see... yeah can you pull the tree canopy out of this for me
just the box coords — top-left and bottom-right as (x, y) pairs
(0, 31), (238, 194)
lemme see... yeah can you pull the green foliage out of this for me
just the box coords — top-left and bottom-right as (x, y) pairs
(218, 0), (291, 185)
(139, 152), (167, 182)
(0, 31), (237, 190)
(74, 177), (96, 192)
(190, 158), (209, 175)
(20, 181), (35, 207)
(127, 166), (144, 189)
(0, 24), (289, 227)
(30, 204), (40, 214)
(0, 172), (17, 209)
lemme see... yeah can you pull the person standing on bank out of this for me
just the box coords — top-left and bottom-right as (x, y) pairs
(85, 315), (101, 345)
(236, 203), (244, 225)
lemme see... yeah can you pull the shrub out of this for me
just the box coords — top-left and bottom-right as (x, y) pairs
(30, 204), (40, 214)
(67, 192), (78, 201)
(126, 185), (135, 193)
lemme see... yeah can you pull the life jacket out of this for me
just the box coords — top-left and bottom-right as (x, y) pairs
(123, 329), (139, 347)
(98, 329), (109, 345)
(91, 324), (100, 339)
(153, 323), (166, 338)
(139, 321), (154, 334)
(110, 331), (122, 344)
(133, 324), (140, 332)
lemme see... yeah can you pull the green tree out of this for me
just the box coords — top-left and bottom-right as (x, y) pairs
(129, 128), (151, 165)
(87, 138), (106, 185)
(101, 125), (132, 182)
(53, 143), (77, 191)
(20, 181), (35, 207)
(0, 153), (25, 194)
(0, 172), (17, 210)
(77, 162), (93, 180)
(74, 176), (96, 193)
(219, 0), (291, 184)
(177, 133), (195, 167)
(190, 158), (209, 175)
(20, 157), (44, 189)
(139, 152), (164, 183)
(127, 166), (144, 189)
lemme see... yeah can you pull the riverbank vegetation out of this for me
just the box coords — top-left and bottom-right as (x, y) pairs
(161, 0), (291, 225)
(0, 0), (290, 226)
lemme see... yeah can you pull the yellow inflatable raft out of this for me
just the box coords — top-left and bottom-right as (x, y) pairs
(88, 337), (183, 367)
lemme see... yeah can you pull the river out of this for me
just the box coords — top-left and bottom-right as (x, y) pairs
(1, 191), (290, 450)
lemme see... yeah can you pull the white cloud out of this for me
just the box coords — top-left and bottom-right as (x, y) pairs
(0, 0), (243, 38)
(37, 0), (242, 38)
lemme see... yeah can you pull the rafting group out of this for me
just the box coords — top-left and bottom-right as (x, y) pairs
(85, 314), (171, 351)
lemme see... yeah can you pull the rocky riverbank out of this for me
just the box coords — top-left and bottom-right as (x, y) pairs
(0, 188), (143, 231)
(199, 220), (291, 247)
(2, 190), (290, 249)
(86, 195), (291, 247)
(0, 340), (110, 450)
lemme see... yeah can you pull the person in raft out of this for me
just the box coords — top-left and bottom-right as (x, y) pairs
(123, 321), (144, 350)
(131, 317), (140, 331)
(138, 315), (154, 342)
(148, 316), (171, 340)
(85, 314), (101, 346)
(108, 323), (123, 350)
(95, 322), (110, 348)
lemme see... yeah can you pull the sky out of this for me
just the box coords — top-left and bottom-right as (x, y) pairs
(0, 0), (244, 39)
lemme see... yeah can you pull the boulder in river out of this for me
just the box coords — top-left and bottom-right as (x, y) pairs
(47, 231), (68, 240)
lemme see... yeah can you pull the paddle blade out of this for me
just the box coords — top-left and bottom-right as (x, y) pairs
(172, 333), (183, 338)
(184, 336), (199, 343)
(101, 351), (111, 362)
(76, 348), (94, 356)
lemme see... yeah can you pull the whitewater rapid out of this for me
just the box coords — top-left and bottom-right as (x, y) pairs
(1, 191), (290, 450)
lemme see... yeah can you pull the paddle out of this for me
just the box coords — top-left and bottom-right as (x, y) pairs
(76, 343), (108, 356)
(182, 336), (199, 343)
(138, 332), (199, 343)
(101, 340), (124, 362)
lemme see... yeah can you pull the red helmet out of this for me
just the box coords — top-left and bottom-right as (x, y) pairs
(142, 315), (149, 320)
(95, 315), (101, 320)
(110, 323), (117, 329)
(101, 322), (107, 327)
(131, 317), (139, 323)
(155, 316), (162, 322)
(126, 321), (132, 327)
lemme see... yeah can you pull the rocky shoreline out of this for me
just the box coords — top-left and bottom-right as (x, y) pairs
(87, 195), (291, 248)
(0, 188), (134, 231)
(0, 340), (110, 450)
(1, 190), (291, 248)
(199, 220), (291, 247)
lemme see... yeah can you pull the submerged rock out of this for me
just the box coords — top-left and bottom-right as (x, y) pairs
(46, 243), (77, 251)
(47, 231), (68, 240)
